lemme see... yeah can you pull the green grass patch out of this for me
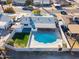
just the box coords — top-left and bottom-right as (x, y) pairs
(12, 32), (30, 48)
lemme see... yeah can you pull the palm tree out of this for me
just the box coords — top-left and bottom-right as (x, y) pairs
(0, 0), (5, 12)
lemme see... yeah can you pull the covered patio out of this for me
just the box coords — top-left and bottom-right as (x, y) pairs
(35, 23), (56, 29)
(31, 17), (57, 29)
(67, 24), (79, 51)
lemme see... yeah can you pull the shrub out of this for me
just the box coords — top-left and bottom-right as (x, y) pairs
(6, 0), (12, 5)
(32, 9), (40, 15)
(25, 0), (33, 6)
(4, 7), (15, 13)
(7, 39), (14, 46)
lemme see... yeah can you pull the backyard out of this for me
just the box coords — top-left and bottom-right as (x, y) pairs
(8, 32), (30, 48)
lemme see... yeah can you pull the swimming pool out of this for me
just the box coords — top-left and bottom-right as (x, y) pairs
(33, 31), (59, 43)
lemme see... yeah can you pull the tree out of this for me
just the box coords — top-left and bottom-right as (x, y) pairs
(4, 7), (15, 13)
(25, 0), (33, 6)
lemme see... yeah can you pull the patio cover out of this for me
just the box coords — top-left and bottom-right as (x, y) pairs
(31, 17), (56, 29)
(35, 23), (56, 29)
(68, 24), (79, 34)
(68, 24), (79, 51)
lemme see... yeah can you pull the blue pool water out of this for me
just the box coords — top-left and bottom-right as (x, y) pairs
(34, 31), (58, 43)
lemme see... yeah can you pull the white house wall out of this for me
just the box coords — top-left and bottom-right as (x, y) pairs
(13, 0), (26, 3)
(33, 0), (50, 4)
(13, 0), (51, 4)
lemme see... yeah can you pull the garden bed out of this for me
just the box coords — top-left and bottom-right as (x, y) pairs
(8, 32), (30, 48)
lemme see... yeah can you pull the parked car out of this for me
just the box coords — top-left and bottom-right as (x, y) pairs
(73, 17), (79, 24)
(55, 6), (63, 10)
(61, 11), (67, 15)
(22, 6), (33, 11)
(54, 4), (63, 10)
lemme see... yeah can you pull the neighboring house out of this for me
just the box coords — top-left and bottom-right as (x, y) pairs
(13, 0), (53, 6)
(52, 0), (60, 4)
(12, 0), (26, 6)
(0, 14), (13, 36)
(13, 0), (26, 4)
(33, 0), (52, 4)
(0, 0), (6, 4)
(74, 0), (79, 3)
(0, 14), (13, 29)
(0, 0), (6, 2)
(0, 0), (53, 5)
(53, 0), (69, 4)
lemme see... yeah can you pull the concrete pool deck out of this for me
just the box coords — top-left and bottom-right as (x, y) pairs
(29, 31), (62, 48)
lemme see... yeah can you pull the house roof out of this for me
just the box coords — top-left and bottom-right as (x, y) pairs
(68, 24), (79, 34)
(0, 15), (13, 29)
(20, 16), (57, 29)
